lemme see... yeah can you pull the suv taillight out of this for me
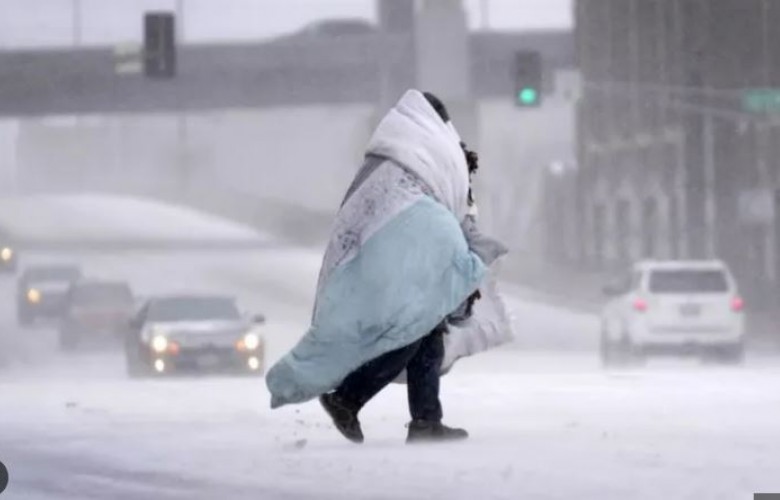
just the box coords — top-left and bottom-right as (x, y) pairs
(731, 297), (744, 312)
(633, 298), (648, 312)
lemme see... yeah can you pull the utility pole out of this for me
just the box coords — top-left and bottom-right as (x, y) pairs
(701, 0), (716, 260)
(480, 0), (490, 30)
(173, 0), (189, 193)
(72, 0), (82, 46)
(702, 110), (716, 258)
(176, 0), (185, 43)
(758, 0), (772, 282)
(72, 0), (82, 127)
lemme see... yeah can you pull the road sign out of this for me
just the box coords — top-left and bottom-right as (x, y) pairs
(742, 89), (780, 113)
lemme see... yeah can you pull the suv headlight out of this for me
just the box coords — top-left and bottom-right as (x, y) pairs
(243, 333), (261, 351)
(1, 247), (13, 261)
(151, 335), (168, 353)
(27, 289), (41, 304)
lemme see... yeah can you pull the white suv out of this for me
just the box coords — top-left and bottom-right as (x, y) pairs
(600, 260), (745, 365)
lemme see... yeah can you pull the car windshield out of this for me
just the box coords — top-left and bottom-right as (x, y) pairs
(72, 283), (133, 306)
(648, 270), (730, 294)
(147, 297), (241, 322)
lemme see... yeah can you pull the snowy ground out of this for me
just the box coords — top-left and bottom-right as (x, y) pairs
(0, 194), (268, 244)
(1, 196), (779, 500)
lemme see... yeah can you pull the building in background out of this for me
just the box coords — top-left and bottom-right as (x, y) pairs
(574, 0), (780, 305)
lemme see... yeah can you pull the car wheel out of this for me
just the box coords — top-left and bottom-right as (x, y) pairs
(706, 343), (745, 366)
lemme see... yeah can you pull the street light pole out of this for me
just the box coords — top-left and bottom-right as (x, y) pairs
(702, 111), (717, 258)
(175, 0), (185, 43)
(480, 0), (490, 30)
(174, 0), (188, 193)
(72, 0), (82, 46)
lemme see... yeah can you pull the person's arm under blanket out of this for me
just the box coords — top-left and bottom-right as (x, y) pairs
(446, 142), (508, 327)
(447, 214), (508, 326)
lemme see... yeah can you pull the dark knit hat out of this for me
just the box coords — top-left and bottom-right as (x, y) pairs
(423, 91), (450, 123)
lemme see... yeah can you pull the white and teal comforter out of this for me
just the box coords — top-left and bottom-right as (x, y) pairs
(266, 90), (513, 408)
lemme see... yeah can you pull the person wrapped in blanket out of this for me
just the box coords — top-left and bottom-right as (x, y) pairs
(265, 90), (511, 444)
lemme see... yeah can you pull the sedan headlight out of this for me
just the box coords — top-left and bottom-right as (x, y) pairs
(27, 288), (41, 304)
(243, 333), (261, 351)
(151, 335), (169, 353)
(0, 247), (13, 261)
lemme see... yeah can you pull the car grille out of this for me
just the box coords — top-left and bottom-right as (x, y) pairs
(171, 331), (242, 348)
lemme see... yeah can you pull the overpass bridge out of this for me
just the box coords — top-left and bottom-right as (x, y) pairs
(0, 31), (573, 117)
(0, 1), (576, 260)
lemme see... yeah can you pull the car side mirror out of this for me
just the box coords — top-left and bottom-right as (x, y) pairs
(252, 314), (266, 325)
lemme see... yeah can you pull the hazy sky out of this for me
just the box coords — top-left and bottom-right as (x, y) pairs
(0, 0), (572, 48)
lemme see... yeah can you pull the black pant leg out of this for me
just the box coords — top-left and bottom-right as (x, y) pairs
(335, 338), (423, 411)
(406, 328), (445, 422)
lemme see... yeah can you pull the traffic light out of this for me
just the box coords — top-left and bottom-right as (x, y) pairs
(514, 51), (542, 107)
(144, 12), (176, 78)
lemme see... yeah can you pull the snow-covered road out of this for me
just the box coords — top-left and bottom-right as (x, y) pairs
(2, 248), (779, 500)
(3, 348), (780, 500)
(1, 197), (779, 500)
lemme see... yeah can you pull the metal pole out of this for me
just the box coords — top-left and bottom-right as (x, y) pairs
(582, 81), (764, 123)
(480, 0), (490, 30)
(175, 0), (187, 193)
(674, 131), (687, 258)
(176, 0), (185, 43)
(761, 0), (770, 86)
(702, 0), (716, 260)
(702, 112), (716, 258)
(628, 0), (640, 128)
(758, 0), (772, 285)
(72, 0), (82, 46)
(657, 0), (668, 125)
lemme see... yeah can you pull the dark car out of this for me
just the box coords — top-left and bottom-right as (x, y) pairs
(59, 280), (134, 350)
(0, 234), (18, 274)
(124, 295), (265, 377)
(17, 265), (82, 326)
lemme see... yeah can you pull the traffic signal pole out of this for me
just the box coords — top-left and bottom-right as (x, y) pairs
(174, 3), (188, 194)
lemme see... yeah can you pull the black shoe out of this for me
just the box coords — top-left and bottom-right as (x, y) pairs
(319, 393), (364, 444)
(406, 420), (469, 444)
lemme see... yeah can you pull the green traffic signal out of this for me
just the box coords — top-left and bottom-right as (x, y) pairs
(518, 87), (539, 105)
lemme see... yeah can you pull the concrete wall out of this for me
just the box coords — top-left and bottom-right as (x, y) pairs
(475, 70), (579, 255)
(187, 105), (374, 211)
(0, 121), (17, 193)
(11, 71), (580, 253)
(14, 104), (375, 213)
